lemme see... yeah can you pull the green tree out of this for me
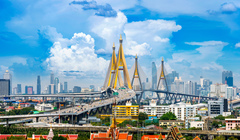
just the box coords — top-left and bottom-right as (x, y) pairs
(7, 136), (26, 140)
(212, 121), (219, 128)
(159, 112), (177, 120)
(214, 115), (225, 120)
(213, 136), (225, 140)
(53, 136), (67, 140)
(195, 114), (202, 120)
(225, 115), (235, 118)
(229, 136), (238, 140)
(138, 112), (148, 121)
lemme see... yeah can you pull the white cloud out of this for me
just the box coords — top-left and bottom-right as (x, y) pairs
(220, 2), (238, 14)
(154, 36), (169, 42)
(235, 42), (240, 48)
(167, 41), (228, 82)
(46, 32), (109, 77)
(91, 12), (181, 56)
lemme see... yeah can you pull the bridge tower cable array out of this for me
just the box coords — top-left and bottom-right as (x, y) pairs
(110, 35), (132, 89)
(157, 57), (169, 91)
(131, 54), (143, 91)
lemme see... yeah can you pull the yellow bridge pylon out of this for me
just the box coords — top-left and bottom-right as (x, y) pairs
(157, 57), (169, 91)
(109, 35), (132, 89)
(103, 43), (124, 89)
(131, 54), (142, 91)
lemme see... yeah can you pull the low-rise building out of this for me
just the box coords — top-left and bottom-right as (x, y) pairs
(225, 117), (240, 130)
(20, 103), (30, 108)
(159, 120), (184, 127)
(208, 99), (227, 117)
(142, 100), (169, 118)
(189, 121), (204, 130)
(35, 103), (54, 111)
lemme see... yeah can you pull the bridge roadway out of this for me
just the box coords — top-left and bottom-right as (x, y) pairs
(0, 92), (103, 98)
(20, 126), (240, 137)
(0, 89), (136, 124)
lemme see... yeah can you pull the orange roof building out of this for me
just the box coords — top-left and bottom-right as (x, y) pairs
(141, 134), (166, 140)
(90, 128), (132, 140)
(0, 134), (27, 139)
(193, 136), (201, 140)
(59, 134), (78, 140)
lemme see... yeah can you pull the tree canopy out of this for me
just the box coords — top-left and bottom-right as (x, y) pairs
(214, 115), (225, 120)
(138, 112), (148, 121)
(159, 112), (177, 120)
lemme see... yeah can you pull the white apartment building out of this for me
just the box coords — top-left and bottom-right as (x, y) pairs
(35, 103), (54, 111)
(169, 102), (207, 120)
(210, 83), (227, 98)
(142, 100), (169, 117)
(190, 121), (204, 130)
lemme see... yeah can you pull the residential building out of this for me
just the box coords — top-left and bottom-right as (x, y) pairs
(210, 83), (227, 98)
(169, 102), (207, 120)
(37, 75), (41, 94)
(27, 86), (33, 94)
(142, 100), (169, 117)
(0, 79), (10, 96)
(226, 87), (234, 99)
(159, 120), (184, 127)
(3, 70), (12, 94)
(225, 117), (240, 130)
(19, 103), (30, 108)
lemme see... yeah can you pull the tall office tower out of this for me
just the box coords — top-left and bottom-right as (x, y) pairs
(25, 86), (28, 94)
(27, 86), (33, 94)
(50, 84), (56, 94)
(64, 82), (68, 93)
(58, 83), (63, 93)
(37, 75), (41, 94)
(3, 70), (12, 94)
(73, 86), (81, 93)
(13, 87), (17, 94)
(203, 79), (212, 91)
(47, 85), (51, 94)
(17, 84), (21, 94)
(54, 77), (59, 92)
(184, 81), (193, 94)
(50, 72), (54, 84)
(192, 82), (198, 95)
(226, 87), (234, 99)
(152, 62), (157, 90)
(171, 77), (184, 94)
(166, 71), (179, 92)
(0, 79), (10, 96)
(200, 76), (204, 88)
(222, 71), (233, 86)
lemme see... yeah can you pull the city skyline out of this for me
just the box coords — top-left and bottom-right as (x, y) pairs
(1, 0), (240, 88)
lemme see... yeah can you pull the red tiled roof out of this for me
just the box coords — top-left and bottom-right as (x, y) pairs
(0, 134), (27, 139)
(141, 135), (166, 140)
(118, 133), (128, 139)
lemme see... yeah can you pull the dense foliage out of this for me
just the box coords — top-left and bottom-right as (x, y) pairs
(159, 112), (177, 120)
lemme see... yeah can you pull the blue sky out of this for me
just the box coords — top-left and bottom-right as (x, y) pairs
(1, 0), (240, 91)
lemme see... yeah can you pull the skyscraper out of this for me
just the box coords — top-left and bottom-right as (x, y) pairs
(58, 83), (63, 93)
(25, 86), (28, 94)
(50, 72), (54, 84)
(171, 77), (184, 94)
(3, 70), (12, 94)
(0, 79), (10, 96)
(64, 82), (68, 93)
(27, 86), (33, 94)
(17, 84), (21, 94)
(152, 62), (157, 90)
(54, 77), (59, 92)
(73, 86), (81, 93)
(37, 75), (41, 94)
(222, 71), (233, 86)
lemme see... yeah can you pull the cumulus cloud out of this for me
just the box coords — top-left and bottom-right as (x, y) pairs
(167, 41), (228, 82)
(220, 2), (238, 14)
(235, 42), (240, 48)
(44, 28), (109, 78)
(70, 0), (117, 17)
(91, 12), (181, 56)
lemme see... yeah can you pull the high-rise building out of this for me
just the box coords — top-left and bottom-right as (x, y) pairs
(27, 86), (33, 95)
(222, 71), (233, 86)
(50, 84), (56, 94)
(17, 84), (21, 94)
(192, 82), (198, 95)
(208, 99), (225, 117)
(73, 86), (81, 93)
(12, 87), (17, 94)
(90, 85), (95, 91)
(152, 62), (157, 90)
(184, 81), (193, 94)
(64, 82), (68, 93)
(226, 87), (234, 99)
(54, 77), (59, 92)
(210, 83), (227, 98)
(171, 77), (184, 94)
(37, 75), (41, 94)
(25, 86), (28, 94)
(50, 72), (54, 84)
(0, 79), (10, 96)
(3, 70), (12, 94)
(58, 83), (63, 93)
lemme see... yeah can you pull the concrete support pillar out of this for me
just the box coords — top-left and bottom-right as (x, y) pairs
(36, 117), (39, 122)
(6, 118), (9, 127)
